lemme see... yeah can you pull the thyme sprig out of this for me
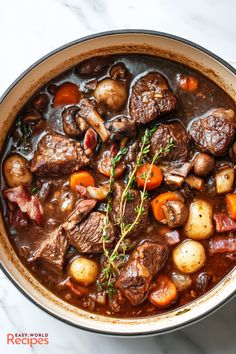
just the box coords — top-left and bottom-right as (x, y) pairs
(98, 128), (175, 296)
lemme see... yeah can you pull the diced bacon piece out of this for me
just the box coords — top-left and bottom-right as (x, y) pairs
(65, 279), (89, 297)
(209, 236), (236, 255)
(84, 128), (97, 155)
(75, 185), (88, 198)
(165, 230), (181, 245)
(4, 186), (43, 224)
(213, 213), (236, 233)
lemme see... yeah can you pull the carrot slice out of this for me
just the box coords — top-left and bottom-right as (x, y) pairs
(136, 163), (163, 191)
(177, 74), (198, 92)
(151, 191), (181, 222)
(54, 82), (80, 107)
(148, 275), (178, 308)
(97, 155), (125, 178)
(69, 171), (95, 191)
(226, 193), (236, 220)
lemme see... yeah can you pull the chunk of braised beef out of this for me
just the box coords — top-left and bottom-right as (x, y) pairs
(28, 227), (68, 272)
(66, 212), (115, 253)
(150, 121), (189, 162)
(209, 236), (236, 255)
(31, 133), (90, 177)
(104, 116), (136, 141)
(116, 241), (169, 305)
(111, 183), (149, 238)
(130, 72), (177, 125)
(124, 141), (139, 164)
(63, 199), (97, 232)
(75, 56), (113, 77)
(213, 213), (236, 233)
(226, 253), (236, 261)
(188, 108), (235, 156)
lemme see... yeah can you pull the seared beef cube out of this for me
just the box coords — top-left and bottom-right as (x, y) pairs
(116, 241), (168, 305)
(150, 121), (189, 162)
(130, 72), (177, 125)
(111, 183), (149, 238)
(124, 141), (139, 164)
(188, 108), (235, 156)
(104, 115), (136, 141)
(66, 212), (115, 253)
(31, 133), (89, 177)
(63, 199), (97, 231)
(29, 227), (68, 272)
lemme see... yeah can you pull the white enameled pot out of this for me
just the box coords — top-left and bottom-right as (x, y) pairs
(0, 30), (235, 336)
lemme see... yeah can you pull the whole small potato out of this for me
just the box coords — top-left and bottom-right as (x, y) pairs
(184, 200), (214, 240)
(193, 153), (215, 177)
(69, 257), (98, 286)
(94, 79), (127, 111)
(3, 154), (33, 187)
(173, 240), (206, 274)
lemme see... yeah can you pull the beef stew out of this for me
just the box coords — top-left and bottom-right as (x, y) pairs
(0, 54), (235, 318)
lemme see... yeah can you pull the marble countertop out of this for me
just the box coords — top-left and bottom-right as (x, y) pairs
(0, 0), (235, 353)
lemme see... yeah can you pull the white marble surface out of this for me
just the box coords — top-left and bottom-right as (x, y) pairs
(0, 0), (236, 353)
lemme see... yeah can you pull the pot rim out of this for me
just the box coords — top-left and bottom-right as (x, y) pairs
(0, 29), (235, 336)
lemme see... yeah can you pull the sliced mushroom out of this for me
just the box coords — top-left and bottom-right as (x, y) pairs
(109, 63), (127, 80)
(168, 162), (192, 178)
(185, 175), (205, 191)
(79, 98), (110, 142)
(162, 200), (188, 228)
(104, 115), (136, 141)
(165, 174), (185, 188)
(62, 106), (84, 137)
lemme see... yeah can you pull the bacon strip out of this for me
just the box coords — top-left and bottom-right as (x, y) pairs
(4, 186), (43, 224)
(213, 213), (236, 233)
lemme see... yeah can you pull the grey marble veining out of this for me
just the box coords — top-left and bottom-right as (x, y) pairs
(0, 0), (236, 353)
